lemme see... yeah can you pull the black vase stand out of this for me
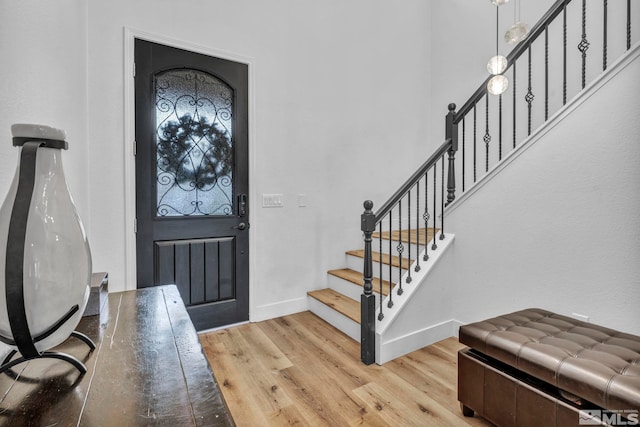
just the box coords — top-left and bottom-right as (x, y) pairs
(2, 137), (95, 377)
(0, 331), (96, 376)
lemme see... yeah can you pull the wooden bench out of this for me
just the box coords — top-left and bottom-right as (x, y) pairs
(0, 285), (234, 426)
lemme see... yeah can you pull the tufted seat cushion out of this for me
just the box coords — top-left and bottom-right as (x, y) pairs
(459, 308), (640, 412)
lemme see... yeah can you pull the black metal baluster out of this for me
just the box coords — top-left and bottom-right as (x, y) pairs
(462, 117), (466, 192)
(423, 172), (429, 262)
(628, 0), (632, 51)
(378, 222), (384, 321)
(526, 46), (534, 136)
(432, 165), (438, 251)
(473, 104), (477, 183)
(545, 24), (549, 121)
(406, 190), (412, 284)
(578, 0), (590, 89)
(563, 1), (568, 105)
(440, 154), (445, 241)
(603, 0), (608, 71)
(484, 95), (491, 173)
(396, 200), (404, 296)
(388, 213), (393, 309)
(415, 182), (421, 272)
(513, 62), (517, 148)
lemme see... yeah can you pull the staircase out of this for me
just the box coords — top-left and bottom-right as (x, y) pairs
(308, 228), (439, 342)
(307, 0), (638, 365)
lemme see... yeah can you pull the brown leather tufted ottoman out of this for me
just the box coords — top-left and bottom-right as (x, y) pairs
(458, 308), (640, 426)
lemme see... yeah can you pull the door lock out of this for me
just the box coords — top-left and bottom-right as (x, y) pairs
(235, 222), (249, 230)
(238, 194), (247, 217)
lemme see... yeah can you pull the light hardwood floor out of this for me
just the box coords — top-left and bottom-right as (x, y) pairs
(200, 311), (493, 427)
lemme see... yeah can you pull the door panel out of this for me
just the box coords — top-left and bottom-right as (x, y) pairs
(135, 39), (249, 330)
(153, 237), (236, 305)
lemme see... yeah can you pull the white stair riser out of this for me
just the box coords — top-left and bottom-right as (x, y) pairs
(327, 274), (384, 308)
(327, 274), (362, 302)
(346, 255), (408, 284)
(308, 297), (360, 342)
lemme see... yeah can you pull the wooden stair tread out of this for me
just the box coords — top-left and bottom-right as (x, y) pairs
(308, 289), (360, 324)
(346, 249), (413, 269)
(328, 268), (392, 296)
(372, 227), (440, 244)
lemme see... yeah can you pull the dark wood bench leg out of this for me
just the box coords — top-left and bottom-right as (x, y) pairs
(460, 403), (475, 417)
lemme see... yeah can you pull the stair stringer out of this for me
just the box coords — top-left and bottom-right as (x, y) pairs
(374, 233), (456, 365)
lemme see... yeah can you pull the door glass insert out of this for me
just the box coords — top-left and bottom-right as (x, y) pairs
(155, 69), (234, 216)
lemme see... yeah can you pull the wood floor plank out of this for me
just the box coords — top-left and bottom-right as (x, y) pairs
(231, 322), (293, 371)
(207, 327), (294, 416)
(201, 312), (493, 427)
(267, 403), (314, 426)
(353, 381), (460, 427)
(259, 315), (374, 426)
(198, 338), (271, 426)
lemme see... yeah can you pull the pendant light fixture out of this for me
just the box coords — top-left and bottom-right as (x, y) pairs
(505, 0), (530, 45)
(487, 1), (509, 95)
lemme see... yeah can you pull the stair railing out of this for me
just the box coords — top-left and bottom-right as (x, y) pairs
(360, 0), (636, 364)
(455, 0), (636, 193)
(360, 106), (458, 365)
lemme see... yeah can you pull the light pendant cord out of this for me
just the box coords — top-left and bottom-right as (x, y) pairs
(496, 6), (500, 58)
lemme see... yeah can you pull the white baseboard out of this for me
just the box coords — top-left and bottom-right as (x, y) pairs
(450, 319), (464, 338)
(251, 296), (308, 323)
(376, 319), (456, 365)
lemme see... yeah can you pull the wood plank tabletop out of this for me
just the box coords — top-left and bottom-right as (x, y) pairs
(0, 285), (234, 426)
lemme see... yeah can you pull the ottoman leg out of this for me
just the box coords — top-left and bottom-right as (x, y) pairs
(460, 403), (475, 417)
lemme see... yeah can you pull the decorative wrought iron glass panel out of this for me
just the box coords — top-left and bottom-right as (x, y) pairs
(155, 69), (233, 216)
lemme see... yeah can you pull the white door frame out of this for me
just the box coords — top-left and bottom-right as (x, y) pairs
(122, 28), (256, 320)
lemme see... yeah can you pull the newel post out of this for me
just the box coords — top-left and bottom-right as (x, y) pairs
(445, 103), (458, 206)
(360, 200), (376, 365)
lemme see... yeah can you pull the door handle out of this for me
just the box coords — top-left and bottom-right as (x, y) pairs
(238, 194), (247, 217)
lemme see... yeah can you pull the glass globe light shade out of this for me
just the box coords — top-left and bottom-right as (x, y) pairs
(487, 75), (509, 95)
(487, 55), (508, 75)
(504, 22), (530, 45)
(490, 0), (510, 5)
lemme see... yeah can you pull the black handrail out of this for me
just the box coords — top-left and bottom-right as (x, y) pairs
(454, 0), (572, 123)
(374, 139), (452, 222)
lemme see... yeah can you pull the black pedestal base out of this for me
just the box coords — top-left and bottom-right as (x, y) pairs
(0, 331), (96, 375)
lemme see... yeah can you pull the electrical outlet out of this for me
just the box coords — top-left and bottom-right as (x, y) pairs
(262, 194), (284, 208)
(298, 194), (307, 207)
(571, 313), (590, 323)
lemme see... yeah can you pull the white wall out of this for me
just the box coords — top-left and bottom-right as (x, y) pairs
(0, 1), (89, 230)
(428, 0), (555, 144)
(445, 46), (640, 335)
(5, 0), (633, 333)
(87, 1), (434, 319)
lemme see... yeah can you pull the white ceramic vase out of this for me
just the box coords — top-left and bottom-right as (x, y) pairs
(0, 124), (91, 355)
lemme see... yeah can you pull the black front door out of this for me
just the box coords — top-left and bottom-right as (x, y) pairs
(134, 39), (249, 330)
